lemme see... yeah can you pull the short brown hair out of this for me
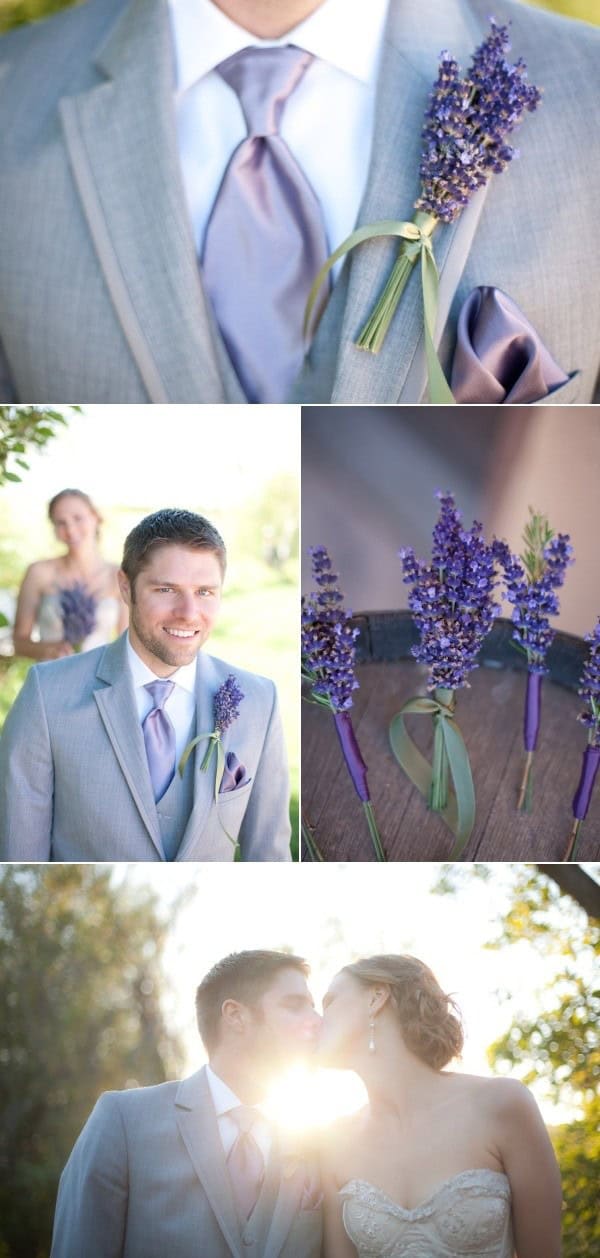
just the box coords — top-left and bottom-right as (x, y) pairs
(196, 950), (309, 1053)
(344, 955), (463, 1069)
(121, 508), (226, 588)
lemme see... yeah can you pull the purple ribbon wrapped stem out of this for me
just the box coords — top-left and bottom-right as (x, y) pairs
(524, 671), (542, 752)
(333, 712), (370, 802)
(572, 745), (600, 821)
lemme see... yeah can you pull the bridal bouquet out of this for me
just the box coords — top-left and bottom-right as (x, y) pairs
(495, 512), (573, 810)
(565, 617), (600, 859)
(302, 545), (386, 861)
(305, 20), (541, 402)
(389, 492), (505, 857)
(59, 583), (97, 652)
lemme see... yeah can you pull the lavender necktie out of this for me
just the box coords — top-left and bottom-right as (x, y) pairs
(142, 680), (176, 802)
(202, 45), (329, 403)
(226, 1105), (265, 1221)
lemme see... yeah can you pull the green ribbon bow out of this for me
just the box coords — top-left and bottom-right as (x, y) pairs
(304, 215), (455, 405)
(389, 690), (475, 858)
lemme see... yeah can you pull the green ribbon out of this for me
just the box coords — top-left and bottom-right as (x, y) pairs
(304, 218), (455, 405)
(389, 692), (475, 858)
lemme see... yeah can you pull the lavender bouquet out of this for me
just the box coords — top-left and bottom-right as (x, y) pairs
(495, 512), (573, 810)
(305, 20), (541, 403)
(390, 492), (504, 857)
(59, 583), (97, 652)
(302, 545), (386, 861)
(564, 618), (600, 860)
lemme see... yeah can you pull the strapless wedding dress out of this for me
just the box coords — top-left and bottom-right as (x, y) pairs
(37, 593), (122, 651)
(341, 1170), (513, 1257)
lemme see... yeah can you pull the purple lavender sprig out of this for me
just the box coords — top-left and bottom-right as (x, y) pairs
(214, 674), (245, 735)
(400, 491), (504, 693)
(565, 618), (600, 859)
(59, 583), (97, 651)
(302, 546), (385, 860)
(416, 19), (542, 223)
(495, 512), (573, 811)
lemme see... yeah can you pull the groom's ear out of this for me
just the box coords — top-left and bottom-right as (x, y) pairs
(117, 569), (132, 607)
(220, 997), (250, 1036)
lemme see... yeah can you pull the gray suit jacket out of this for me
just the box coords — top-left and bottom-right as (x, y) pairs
(0, 0), (598, 404)
(50, 1067), (322, 1258)
(0, 633), (291, 861)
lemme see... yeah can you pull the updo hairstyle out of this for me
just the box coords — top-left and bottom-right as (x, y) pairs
(344, 954), (464, 1069)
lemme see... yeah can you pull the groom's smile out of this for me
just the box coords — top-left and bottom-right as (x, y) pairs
(118, 543), (223, 676)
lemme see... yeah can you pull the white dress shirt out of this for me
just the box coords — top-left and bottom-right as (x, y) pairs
(205, 1064), (272, 1162)
(126, 634), (197, 768)
(169, 0), (390, 269)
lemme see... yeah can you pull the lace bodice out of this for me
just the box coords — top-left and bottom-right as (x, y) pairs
(340, 1170), (513, 1257)
(37, 592), (122, 651)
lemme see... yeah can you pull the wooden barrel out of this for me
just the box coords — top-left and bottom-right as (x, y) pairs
(302, 612), (599, 861)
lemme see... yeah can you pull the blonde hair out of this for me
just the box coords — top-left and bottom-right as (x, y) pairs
(344, 954), (463, 1069)
(48, 489), (103, 538)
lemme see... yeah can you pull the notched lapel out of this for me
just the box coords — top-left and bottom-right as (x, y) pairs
(174, 1070), (243, 1258)
(92, 635), (163, 858)
(58, 0), (230, 402)
(176, 653), (223, 860)
(262, 1131), (314, 1258)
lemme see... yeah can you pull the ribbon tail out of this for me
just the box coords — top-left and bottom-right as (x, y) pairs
(389, 711), (434, 800)
(440, 718), (476, 856)
(178, 730), (215, 778)
(304, 219), (423, 338)
(421, 244), (455, 404)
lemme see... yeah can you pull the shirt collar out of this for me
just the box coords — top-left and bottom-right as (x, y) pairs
(169, 0), (389, 95)
(205, 1064), (244, 1117)
(126, 632), (198, 696)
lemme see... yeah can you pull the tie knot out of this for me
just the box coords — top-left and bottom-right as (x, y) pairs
(144, 679), (175, 711)
(229, 1104), (259, 1136)
(217, 45), (314, 138)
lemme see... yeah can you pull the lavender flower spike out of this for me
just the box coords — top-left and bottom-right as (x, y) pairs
(495, 511), (573, 811)
(59, 583), (97, 651)
(302, 545), (385, 860)
(565, 618), (600, 859)
(214, 674), (245, 735)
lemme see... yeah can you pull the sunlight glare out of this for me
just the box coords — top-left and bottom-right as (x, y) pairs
(263, 1065), (367, 1131)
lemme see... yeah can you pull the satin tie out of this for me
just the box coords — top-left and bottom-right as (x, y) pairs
(202, 45), (329, 403)
(226, 1105), (265, 1221)
(142, 680), (176, 802)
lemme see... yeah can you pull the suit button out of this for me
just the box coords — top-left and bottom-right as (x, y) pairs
(242, 1237), (255, 1247)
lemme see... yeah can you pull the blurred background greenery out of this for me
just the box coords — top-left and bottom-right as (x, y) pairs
(0, 406), (299, 856)
(1, 0), (598, 33)
(0, 862), (598, 1257)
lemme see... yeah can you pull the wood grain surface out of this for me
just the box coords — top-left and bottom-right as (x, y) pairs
(301, 614), (599, 861)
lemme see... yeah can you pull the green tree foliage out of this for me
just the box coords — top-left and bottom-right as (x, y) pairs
(0, 407), (79, 489)
(0, 866), (186, 1258)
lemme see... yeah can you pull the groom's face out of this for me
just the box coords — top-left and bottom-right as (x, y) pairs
(243, 967), (321, 1072)
(317, 971), (365, 1067)
(119, 544), (223, 675)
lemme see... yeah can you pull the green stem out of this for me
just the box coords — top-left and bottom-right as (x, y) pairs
(517, 751), (534, 813)
(363, 801), (387, 862)
(200, 736), (217, 773)
(356, 210), (436, 354)
(564, 819), (581, 862)
(301, 816), (325, 862)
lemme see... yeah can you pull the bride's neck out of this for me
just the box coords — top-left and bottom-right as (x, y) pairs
(353, 1032), (442, 1117)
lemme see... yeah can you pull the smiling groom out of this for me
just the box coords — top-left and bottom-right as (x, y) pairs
(0, 509), (291, 862)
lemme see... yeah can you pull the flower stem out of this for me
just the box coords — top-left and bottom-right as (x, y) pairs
(200, 737), (217, 773)
(363, 801), (386, 861)
(563, 819), (581, 862)
(356, 211), (436, 354)
(517, 751), (534, 812)
(429, 688), (454, 812)
(301, 816), (324, 862)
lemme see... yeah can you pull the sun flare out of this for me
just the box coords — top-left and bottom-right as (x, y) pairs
(262, 1065), (367, 1132)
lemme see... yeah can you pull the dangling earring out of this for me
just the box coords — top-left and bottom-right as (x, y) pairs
(368, 1016), (376, 1054)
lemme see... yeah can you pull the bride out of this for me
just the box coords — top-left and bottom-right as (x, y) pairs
(318, 955), (561, 1258)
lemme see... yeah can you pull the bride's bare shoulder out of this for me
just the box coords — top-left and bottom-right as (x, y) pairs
(448, 1070), (534, 1114)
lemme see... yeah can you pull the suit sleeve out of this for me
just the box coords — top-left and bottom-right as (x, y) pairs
(238, 683), (292, 862)
(50, 1093), (128, 1258)
(0, 665), (54, 859)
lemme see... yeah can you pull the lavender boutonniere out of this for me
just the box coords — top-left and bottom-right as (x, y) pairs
(302, 546), (386, 861)
(564, 618), (600, 860)
(495, 512), (573, 810)
(59, 583), (97, 652)
(390, 492), (504, 857)
(178, 673), (245, 803)
(305, 20), (541, 403)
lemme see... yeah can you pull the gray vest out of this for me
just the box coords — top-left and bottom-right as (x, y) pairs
(156, 753), (195, 861)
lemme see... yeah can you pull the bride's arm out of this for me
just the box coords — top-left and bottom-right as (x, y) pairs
(492, 1079), (562, 1258)
(321, 1166), (358, 1258)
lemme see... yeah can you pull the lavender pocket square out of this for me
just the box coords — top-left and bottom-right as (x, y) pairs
(219, 751), (251, 794)
(451, 285), (570, 403)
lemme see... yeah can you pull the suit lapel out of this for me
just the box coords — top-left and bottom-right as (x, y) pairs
(262, 1129), (309, 1258)
(301, 0), (493, 403)
(93, 634), (163, 858)
(176, 652), (222, 860)
(58, 0), (244, 402)
(175, 1069), (244, 1258)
